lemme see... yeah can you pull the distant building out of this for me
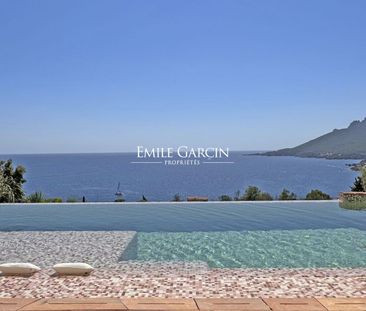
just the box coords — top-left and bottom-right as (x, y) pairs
(187, 196), (209, 202)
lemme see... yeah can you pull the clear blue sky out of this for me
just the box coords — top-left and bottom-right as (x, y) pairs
(0, 0), (365, 154)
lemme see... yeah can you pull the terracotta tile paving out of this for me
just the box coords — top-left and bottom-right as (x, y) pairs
(195, 298), (270, 310)
(317, 298), (366, 311)
(0, 299), (38, 311)
(263, 298), (327, 311)
(20, 299), (127, 311)
(1, 298), (366, 311)
(122, 298), (197, 310)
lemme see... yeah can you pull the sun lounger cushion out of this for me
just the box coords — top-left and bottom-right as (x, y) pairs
(53, 263), (94, 275)
(0, 263), (41, 275)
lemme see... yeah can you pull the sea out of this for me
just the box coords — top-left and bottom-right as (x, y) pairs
(0, 152), (359, 202)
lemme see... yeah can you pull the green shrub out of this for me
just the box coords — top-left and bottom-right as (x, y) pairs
(27, 194), (63, 203)
(241, 186), (260, 200)
(255, 192), (273, 201)
(241, 186), (273, 201)
(278, 189), (297, 200)
(44, 197), (63, 203)
(115, 198), (125, 202)
(218, 194), (232, 201)
(27, 192), (46, 203)
(305, 189), (331, 200)
(66, 197), (78, 203)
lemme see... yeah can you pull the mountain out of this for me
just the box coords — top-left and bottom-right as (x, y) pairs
(262, 118), (366, 159)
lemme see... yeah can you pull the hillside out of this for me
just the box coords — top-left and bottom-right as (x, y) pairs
(263, 118), (366, 159)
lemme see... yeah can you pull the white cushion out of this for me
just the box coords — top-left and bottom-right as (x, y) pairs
(53, 263), (94, 275)
(0, 263), (41, 275)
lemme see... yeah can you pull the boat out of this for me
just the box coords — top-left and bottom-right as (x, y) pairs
(115, 182), (122, 196)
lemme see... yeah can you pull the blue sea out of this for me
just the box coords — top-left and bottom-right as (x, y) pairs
(1, 152), (359, 202)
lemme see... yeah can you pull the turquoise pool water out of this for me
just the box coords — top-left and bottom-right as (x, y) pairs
(122, 228), (366, 268)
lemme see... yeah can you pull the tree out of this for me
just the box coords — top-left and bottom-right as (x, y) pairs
(218, 194), (232, 201)
(241, 186), (260, 200)
(350, 166), (366, 192)
(241, 186), (273, 201)
(256, 192), (273, 201)
(351, 176), (364, 192)
(0, 159), (26, 203)
(0, 174), (15, 203)
(278, 189), (297, 200)
(305, 189), (331, 200)
(362, 166), (366, 192)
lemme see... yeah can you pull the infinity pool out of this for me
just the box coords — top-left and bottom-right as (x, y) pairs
(1, 202), (365, 268)
(1, 201), (365, 231)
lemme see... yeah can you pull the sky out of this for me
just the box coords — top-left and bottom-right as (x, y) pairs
(0, 0), (365, 154)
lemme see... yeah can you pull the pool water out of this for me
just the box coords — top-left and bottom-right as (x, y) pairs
(1, 202), (365, 231)
(121, 229), (366, 268)
(1, 202), (365, 268)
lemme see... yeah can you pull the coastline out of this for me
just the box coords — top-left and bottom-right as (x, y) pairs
(3, 153), (357, 202)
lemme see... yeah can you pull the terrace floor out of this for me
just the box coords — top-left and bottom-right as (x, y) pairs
(1, 298), (366, 311)
(1, 268), (365, 298)
(1, 232), (366, 298)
